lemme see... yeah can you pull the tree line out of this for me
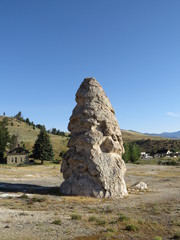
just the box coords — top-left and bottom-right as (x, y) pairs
(13, 111), (66, 136)
(123, 142), (141, 163)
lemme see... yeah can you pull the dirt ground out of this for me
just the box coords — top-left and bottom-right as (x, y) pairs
(0, 163), (179, 240)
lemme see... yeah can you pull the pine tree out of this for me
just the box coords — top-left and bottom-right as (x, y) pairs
(123, 142), (141, 163)
(123, 143), (131, 162)
(131, 143), (140, 163)
(33, 127), (54, 164)
(14, 111), (23, 121)
(0, 119), (10, 160)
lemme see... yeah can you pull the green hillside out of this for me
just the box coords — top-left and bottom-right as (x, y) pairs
(122, 130), (180, 153)
(0, 116), (68, 160)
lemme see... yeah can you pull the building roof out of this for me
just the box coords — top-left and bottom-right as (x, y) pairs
(8, 146), (29, 155)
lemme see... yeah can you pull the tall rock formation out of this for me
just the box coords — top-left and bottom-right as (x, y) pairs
(60, 78), (128, 198)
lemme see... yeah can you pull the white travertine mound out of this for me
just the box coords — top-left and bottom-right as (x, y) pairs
(60, 78), (128, 198)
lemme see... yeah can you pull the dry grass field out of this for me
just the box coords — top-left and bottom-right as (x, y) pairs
(0, 163), (179, 240)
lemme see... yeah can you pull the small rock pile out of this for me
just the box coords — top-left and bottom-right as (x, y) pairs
(128, 182), (148, 194)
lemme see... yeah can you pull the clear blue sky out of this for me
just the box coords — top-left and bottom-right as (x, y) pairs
(0, 0), (180, 133)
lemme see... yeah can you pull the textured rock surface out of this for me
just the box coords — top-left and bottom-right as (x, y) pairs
(60, 78), (128, 198)
(132, 182), (148, 190)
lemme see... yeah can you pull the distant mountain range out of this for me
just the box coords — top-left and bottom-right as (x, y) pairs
(125, 129), (180, 139)
(144, 130), (180, 139)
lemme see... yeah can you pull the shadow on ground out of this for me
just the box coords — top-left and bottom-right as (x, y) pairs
(0, 182), (61, 196)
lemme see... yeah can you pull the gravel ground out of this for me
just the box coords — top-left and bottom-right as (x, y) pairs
(0, 163), (179, 240)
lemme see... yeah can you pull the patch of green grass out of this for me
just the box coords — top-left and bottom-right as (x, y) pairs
(158, 160), (180, 166)
(87, 207), (99, 214)
(19, 194), (29, 199)
(125, 224), (139, 232)
(109, 220), (118, 225)
(138, 219), (145, 224)
(96, 219), (106, 226)
(106, 228), (115, 233)
(28, 197), (47, 204)
(88, 216), (106, 226)
(71, 214), (82, 220)
(104, 206), (112, 213)
(118, 214), (130, 222)
(149, 203), (161, 215)
(52, 219), (62, 225)
(153, 236), (162, 240)
(88, 216), (97, 222)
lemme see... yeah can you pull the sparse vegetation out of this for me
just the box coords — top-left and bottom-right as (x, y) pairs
(125, 224), (139, 232)
(153, 236), (162, 240)
(88, 216), (106, 226)
(52, 219), (62, 225)
(0, 163), (179, 239)
(71, 214), (82, 220)
(118, 213), (130, 222)
(158, 159), (180, 166)
(106, 228), (114, 233)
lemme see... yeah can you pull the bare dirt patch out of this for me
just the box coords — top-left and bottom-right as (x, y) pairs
(0, 164), (179, 240)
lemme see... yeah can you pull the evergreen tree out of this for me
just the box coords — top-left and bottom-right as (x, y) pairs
(123, 142), (131, 162)
(51, 128), (57, 135)
(36, 124), (44, 130)
(14, 111), (23, 121)
(123, 142), (141, 163)
(33, 127), (54, 164)
(131, 143), (141, 163)
(25, 118), (30, 125)
(0, 119), (10, 160)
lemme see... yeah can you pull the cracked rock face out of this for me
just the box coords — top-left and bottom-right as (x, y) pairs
(60, 78), (128, 198)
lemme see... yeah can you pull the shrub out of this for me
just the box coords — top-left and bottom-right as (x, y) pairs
(125, 224), (139, 232)
(88, 216), (106, 226)
(106, 228), (114, 232)
(88, 216), (97, 222)
(153, 237), (162, 240)
(96, 219), (106, 226)
(109, 220), (118, 225)
(71, 214), (82, 220)
(52, 219), (62, 225)
(158, 160), (180, 166)
(28, 197), (47, 204)
(118, 214), (130, 222)
(20, 194), (29, 199)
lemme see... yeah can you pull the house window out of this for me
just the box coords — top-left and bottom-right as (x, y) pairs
(11, 158), (14, 162)
(20, 157), (23, 162)
(15, 157), (17, 163)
